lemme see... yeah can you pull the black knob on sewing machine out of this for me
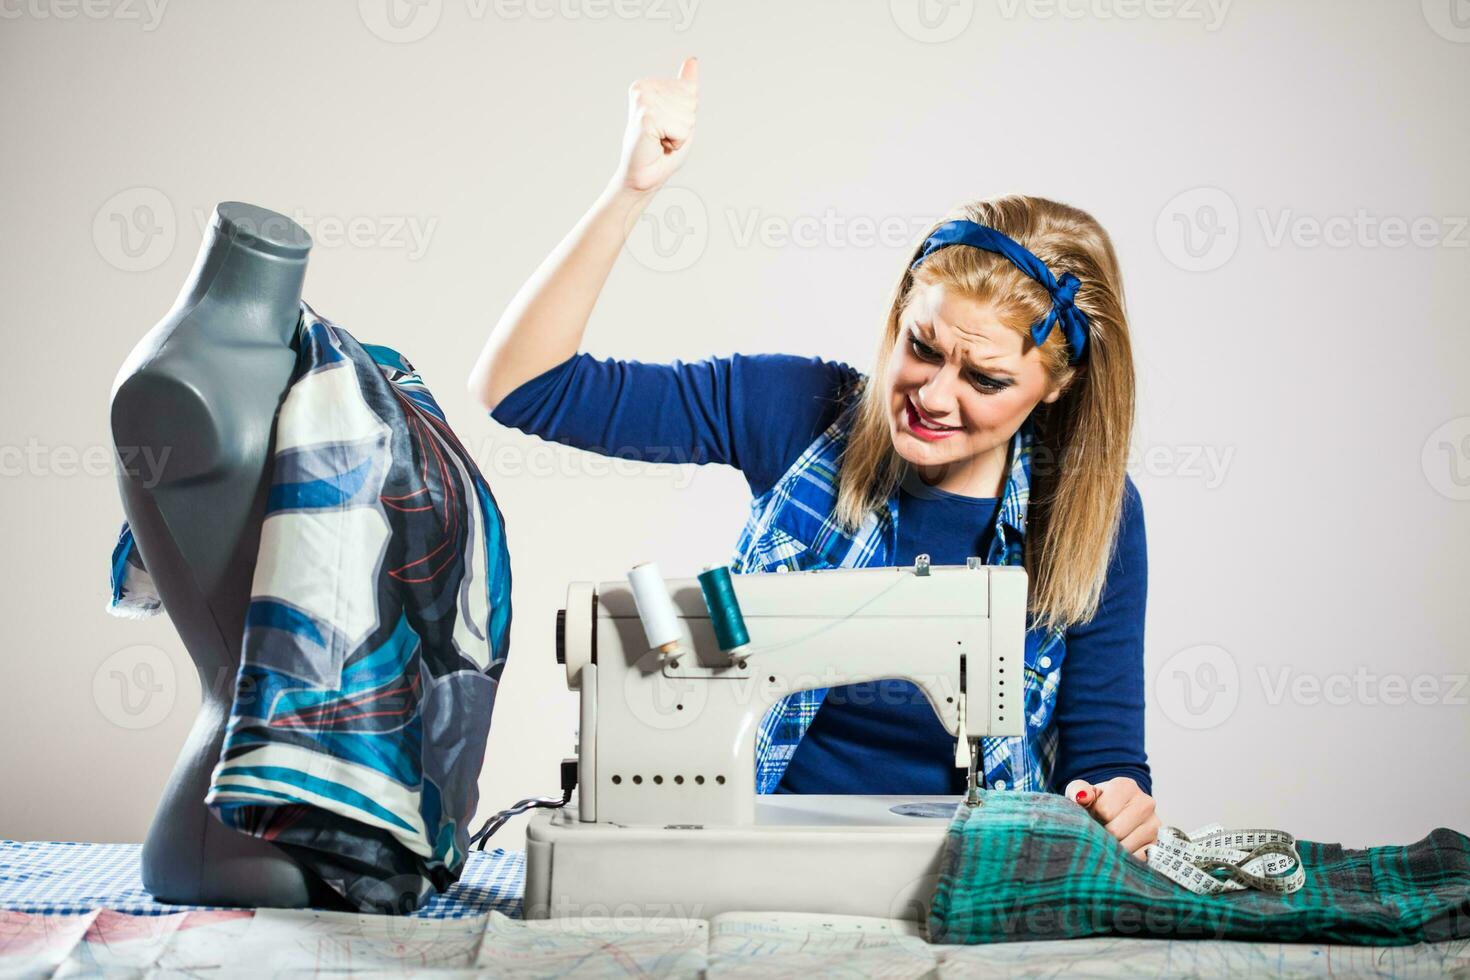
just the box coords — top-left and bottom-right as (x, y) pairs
(555, 607), (566, 664)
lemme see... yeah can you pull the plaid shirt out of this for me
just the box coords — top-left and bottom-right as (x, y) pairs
(730, 389), (1067, 795)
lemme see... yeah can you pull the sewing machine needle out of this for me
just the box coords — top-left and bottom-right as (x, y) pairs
(965, 738), (982, 807)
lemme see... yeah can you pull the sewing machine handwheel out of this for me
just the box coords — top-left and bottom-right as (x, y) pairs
(561, 582), (596, 690)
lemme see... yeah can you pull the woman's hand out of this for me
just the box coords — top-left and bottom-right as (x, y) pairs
(469, 58), (699, 412)
(1065, 777), (1160, 860)
(613, 56), (699, 194)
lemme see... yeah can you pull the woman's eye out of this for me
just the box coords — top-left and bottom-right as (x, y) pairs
(908, 337), (941, 361)
(968, 372), (1010, 393)
(910, 334), (1008, 392)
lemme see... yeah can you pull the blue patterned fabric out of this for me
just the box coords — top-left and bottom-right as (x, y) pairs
(107, 303), (513, 913)
(0, 840), (524, 919)
(731, 387), (1067, 796)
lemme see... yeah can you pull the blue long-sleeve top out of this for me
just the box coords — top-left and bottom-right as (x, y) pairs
(490, 352), (1151, 796)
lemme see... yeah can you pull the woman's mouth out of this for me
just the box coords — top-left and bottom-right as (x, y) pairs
(903, 396), (961, 441)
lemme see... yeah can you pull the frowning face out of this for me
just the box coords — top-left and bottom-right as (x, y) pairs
(885, 282), (1063, 496)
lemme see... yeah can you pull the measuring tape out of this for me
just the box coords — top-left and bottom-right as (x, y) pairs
(1147, 823), (1306, 895)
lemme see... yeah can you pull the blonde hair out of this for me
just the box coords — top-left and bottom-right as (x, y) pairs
(834, 195), (1135, 633)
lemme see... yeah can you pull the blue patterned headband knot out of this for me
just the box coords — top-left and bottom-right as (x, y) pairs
(910, 219), (1090, 364)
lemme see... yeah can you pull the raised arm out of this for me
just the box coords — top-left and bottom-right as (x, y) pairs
(467, 56), (700, 412)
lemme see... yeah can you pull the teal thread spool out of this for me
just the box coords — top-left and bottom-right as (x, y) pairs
(697, 564), (750, 657)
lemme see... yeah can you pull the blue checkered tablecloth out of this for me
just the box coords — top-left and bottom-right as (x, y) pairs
(0, 840), (525, 918)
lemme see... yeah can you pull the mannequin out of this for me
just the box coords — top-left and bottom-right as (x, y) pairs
(109, 202), (338, 908)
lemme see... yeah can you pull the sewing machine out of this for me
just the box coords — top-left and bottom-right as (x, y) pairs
(524, 558), (1027, 921)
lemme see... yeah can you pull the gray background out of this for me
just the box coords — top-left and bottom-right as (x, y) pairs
(2, 0), (1467, 852)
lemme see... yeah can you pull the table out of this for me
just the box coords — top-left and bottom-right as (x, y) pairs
(2, 840), (1464, 978)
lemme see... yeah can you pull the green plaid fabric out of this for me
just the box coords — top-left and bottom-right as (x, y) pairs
(927, 791), (1470, 946)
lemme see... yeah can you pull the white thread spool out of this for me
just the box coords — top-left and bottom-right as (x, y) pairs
(627, 561), (682, 654)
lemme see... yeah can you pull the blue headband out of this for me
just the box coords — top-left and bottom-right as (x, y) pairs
(910, 219), (1090, 364)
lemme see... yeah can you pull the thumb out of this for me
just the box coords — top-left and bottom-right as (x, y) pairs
(677, 55), (699, 87)
(1064, 779), (1101, 808)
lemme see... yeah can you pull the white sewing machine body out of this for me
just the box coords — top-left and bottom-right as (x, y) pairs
(524, 561), (1027, 920)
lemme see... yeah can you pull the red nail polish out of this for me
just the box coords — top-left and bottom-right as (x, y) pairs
(1076, 790), (1089, 804)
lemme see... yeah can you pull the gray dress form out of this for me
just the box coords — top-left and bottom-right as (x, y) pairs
(109, 203), (340, 908)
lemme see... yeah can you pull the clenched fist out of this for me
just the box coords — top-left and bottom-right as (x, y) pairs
(613, 56), (699, 194)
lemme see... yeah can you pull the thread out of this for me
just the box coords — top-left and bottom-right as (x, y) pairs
(627, 561), (681, 652)
(697, 564), (749, 654)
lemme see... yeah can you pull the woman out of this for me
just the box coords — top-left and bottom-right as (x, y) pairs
(468, 57), (1160, 858)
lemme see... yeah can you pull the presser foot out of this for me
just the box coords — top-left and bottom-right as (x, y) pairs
(964, 738), (983, 808)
